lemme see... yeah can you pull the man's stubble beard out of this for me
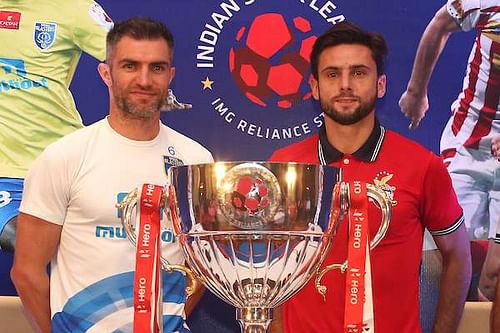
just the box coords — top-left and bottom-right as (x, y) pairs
(319, 88), (377, 125)
(115, 94), (164, 119)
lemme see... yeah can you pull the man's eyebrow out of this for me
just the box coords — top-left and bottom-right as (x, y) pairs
(118, 59), (171, 66)
(349, 64), (370, 70)
(321, 64), (370, 71)
(150, 60), (171, 66)
(116, 59), (139, 67)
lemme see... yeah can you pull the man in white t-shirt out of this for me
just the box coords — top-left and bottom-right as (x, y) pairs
(11, 17), (213, 333)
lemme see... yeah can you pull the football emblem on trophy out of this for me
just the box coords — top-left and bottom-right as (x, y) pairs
(231, 175), (270, 214)
(229, 13), (317, 109)
(218, 162), (281, 229)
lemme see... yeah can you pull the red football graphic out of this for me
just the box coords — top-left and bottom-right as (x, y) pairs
(231, 176), (270, 214)
(229, 13), (316, 109)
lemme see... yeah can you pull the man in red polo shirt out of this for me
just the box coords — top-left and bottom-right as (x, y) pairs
(269, 22), (471, 333)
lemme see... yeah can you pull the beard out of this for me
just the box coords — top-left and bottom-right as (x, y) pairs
(319, 89), (377, 125)
(115, 92), (165, 119)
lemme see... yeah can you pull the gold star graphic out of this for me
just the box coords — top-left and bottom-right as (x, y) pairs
(201, 77), (214, 90)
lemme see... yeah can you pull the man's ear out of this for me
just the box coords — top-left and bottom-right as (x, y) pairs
(98, 63), (112, 87)
(309, 75), (319, 101)
(169, 67), (176, 85)
(377, 74), (386, 98)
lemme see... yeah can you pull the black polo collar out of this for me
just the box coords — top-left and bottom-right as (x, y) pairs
(318, 119), (386, 165)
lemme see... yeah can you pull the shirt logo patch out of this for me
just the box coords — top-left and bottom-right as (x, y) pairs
(164, 156), (184, 172)
(373, 171), (397, 206)
(0, 11), (21, 30)
(33, 22), (57, 50)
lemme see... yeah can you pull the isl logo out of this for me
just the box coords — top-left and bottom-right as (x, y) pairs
(196, 1), (345, 141)
(218, 162), (281, 229)
(229, 13), (316, 109)
(231, 175), (270, 214)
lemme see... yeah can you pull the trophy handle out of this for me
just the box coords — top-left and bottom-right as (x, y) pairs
(315, 261), (348, 301)
(117, 188), (139, 247)
(366, 183), (392, 249)
(116, 188), (200, 298)
(315, 182), (392, 300)
(163, 265), (200, 298)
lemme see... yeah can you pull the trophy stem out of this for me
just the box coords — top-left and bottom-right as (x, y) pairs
(236, 307), (273, 333)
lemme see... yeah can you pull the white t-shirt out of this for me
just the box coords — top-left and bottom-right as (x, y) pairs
(20, 118), (213, 333)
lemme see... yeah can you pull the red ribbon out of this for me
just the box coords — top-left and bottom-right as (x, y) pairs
(134, 184), (164, 333)
(344, 181), (370, 332)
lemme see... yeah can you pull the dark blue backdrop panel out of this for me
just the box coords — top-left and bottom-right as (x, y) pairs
(72, 0), (473, 159)
(2, 1), (474, 332)
(72, 2), (474, 331)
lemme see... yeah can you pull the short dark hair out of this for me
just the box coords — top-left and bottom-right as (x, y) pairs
(310, 21), (388, 79)
(106, 17), (174, 62)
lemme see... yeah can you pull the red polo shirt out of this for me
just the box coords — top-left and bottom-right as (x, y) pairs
(269, 121), (463, 333)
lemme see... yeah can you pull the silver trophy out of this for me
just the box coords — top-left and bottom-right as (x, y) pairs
(119, 161), (392, 333)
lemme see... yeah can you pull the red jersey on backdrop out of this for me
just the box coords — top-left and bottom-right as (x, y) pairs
(269, 120), (464, 332)
(442, 0), (500, 153)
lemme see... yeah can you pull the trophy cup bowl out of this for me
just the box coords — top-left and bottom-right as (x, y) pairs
(118, 161), (392, 333)
(167, 162), (346, 333)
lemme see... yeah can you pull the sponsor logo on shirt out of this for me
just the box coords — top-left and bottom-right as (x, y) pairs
(88, 3), (113, 31)
(0, 77), (48, 93)
(95, 225), (176, 243)
(0, 11), (21, 30)
(0, 57), (49, 93)
(33, 22), (57, 50)
(0, 58), (27, 77)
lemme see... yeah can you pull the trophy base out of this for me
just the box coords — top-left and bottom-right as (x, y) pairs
(236, 307), (272, 333)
